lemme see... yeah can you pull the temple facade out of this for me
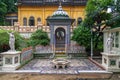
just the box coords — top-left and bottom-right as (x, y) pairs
(17, 0), (87, 26)
(2, 0), (88, 38)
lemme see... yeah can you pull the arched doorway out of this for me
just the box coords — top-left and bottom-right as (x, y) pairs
(29, 16), (35, 26)
(55, 27), (65, 51)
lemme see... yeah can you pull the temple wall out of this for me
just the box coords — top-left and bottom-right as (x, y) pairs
(18, 6), (85, 26)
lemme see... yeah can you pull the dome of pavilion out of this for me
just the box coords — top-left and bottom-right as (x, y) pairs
(52, 3), (69, 17)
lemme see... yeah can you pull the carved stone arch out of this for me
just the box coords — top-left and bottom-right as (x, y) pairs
(55, 27), (66, 48)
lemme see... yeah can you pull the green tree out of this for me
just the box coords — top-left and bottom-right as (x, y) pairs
(0, 0), (17, 25)
(107, 0), (120, 28)
(0, 0), (7, 25)
(72, 0), (119, 55)
(72, 25), (91, 49)
(83, 0), (113, 48)
(28, 29), (50, 47)
(2, 0), (17, 13)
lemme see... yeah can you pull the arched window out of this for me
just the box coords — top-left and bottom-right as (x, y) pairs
(77, 17), (82, 25)
(37, 18), (41, 23)
(29, 16), (35, 26)
(23, 17), (27, 26)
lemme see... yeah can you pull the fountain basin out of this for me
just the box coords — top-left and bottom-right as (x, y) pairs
(51, 58), (70, 69)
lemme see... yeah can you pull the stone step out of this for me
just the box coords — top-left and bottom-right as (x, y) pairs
(55, 54), (67, 58)
(55, 48), (65, 50)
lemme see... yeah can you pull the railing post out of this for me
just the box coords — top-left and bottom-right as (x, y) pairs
(14, 22), (20, 32)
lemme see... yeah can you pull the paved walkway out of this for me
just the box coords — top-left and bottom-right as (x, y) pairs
(19, 59), (103, 74)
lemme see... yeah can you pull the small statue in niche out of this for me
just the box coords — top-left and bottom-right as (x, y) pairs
(57, 31), (64, 40)
(106, 33), (114, 53)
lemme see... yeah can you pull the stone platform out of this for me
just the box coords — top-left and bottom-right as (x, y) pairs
(20, 59), (104, 74)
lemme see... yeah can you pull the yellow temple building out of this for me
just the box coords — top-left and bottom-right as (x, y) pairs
(3, 0), (88, 38)
(16, 0), (87, 26)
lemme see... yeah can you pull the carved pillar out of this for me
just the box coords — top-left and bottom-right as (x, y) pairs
(65, 30), (67, 53)
(65, 25), (71, 53)
(67, 25), (71, 45)
(50, 25), (54, 52)
(37, 22), (43, 30)
(11, 19), (14, 26)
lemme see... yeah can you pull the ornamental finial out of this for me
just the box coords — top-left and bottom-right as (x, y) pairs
(59, 0), (61, 6)
(58, 0), (62, 10)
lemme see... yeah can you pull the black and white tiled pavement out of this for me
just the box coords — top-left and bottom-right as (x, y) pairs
(19, 59), (103, 74)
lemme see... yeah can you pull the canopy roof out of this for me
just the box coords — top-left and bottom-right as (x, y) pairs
(52, 2), (69, 18)
(46, 2), (75, 25)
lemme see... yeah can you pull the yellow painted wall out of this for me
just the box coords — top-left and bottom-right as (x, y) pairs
(18, 5), (86, 26)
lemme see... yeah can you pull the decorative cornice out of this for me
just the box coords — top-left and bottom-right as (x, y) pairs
(17, 0), (88, 6)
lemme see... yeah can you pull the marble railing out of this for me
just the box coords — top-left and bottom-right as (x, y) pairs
(21, 47), (33, 64)
(67, 45), (86, 53)
(19, 26), (38, 32)
(35, 45), (53, 53)
(0, 26), (76, 33)
(35, 45), (85, 54)
(0, 26), (50, 32)
(0, 26), (14, 31)
(0, 25), (76, 38)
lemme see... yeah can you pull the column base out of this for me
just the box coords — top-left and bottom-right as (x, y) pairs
(2, 63), (20, 71)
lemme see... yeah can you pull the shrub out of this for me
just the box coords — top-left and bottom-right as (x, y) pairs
(28, 29), (50, 47)
(72, 25), (91, 49)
